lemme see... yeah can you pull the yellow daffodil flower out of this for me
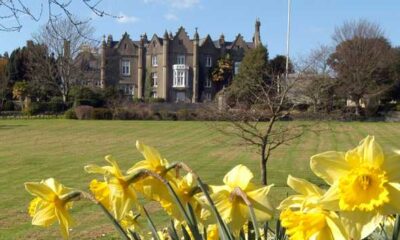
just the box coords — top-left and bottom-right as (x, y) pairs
(210, 164), (274, 236)
(89, 179), (111, 210)
(160, 173), (205, 222)
(85, 155), (137, 220)
(120, 210), (143, 235)
(206, 224), (219, 240)
(127, 141), (173, 203)
(278, 175), (347, 240)
(25, 178), (78, 239)
(310, 136), (400, 239)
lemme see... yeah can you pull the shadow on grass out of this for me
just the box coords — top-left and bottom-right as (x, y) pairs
(0, 124), (27, 130)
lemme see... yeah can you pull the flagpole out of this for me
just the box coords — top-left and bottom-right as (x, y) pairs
(285, 0), (292, 82)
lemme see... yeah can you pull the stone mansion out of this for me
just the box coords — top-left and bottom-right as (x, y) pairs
(80, 20), (263, 103)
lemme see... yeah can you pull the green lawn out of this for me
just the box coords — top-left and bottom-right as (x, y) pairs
(1, 119), (400, 239)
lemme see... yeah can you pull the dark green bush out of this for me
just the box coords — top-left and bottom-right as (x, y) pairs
(48, 97), (66, 113)
(74, 99), (104, 108)
(2, 101), (14, 111)
(148, 98), (166, 103)
(64, 108), (77, 119)
(92, 108), (113, 120)
(25, 102), (48, 115)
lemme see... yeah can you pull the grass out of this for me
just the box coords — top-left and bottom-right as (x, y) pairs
(1, 119), (400, 239)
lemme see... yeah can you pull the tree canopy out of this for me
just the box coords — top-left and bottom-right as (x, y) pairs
(226, 45), (269, 106)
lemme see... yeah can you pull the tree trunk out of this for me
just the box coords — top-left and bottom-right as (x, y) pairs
(261, 144), (267, 185)
(355, 98), (361, 116)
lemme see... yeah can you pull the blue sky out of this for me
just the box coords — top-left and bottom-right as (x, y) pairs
(0, 0), (399, 59)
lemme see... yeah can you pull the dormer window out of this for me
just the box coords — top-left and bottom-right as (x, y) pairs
(152, 55), (158, 66)
(176, 55), (185, 65)
(206, 56), (212, 67)
(121, 60), (131, 76)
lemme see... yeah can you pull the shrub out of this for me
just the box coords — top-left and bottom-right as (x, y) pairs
(92, 108), (113, 120)
(2, 101), (14, 111)
(64, 108), (77, 119)
(25, 102), (48, 115)
(176, 109), (197, 120)
(132, 97), (144, 104)
(148, 98), (166, 103)
(113, 109), (138, 120)
(74, 99), (104, 108)
(152, 110), (175, 121)
(74, 105), (94, 120)
(48, 97), (66, 113)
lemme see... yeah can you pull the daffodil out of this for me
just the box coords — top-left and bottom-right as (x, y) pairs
(120, 210), (143, 235)
(127, 141), (173, 203)
(278, 175), (347, 240)
(89, 179), (111, 210)
(209, 164), (274, 235)
(160, 173), (205, 222)
(206, 224), (219, 240)
(85, 155), (137, 220)
(311, 136), (400, 239)
(25, 178), (78, 239)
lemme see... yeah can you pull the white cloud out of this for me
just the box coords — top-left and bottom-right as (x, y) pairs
(143, 0), (200, 9)
(170, 0), (200, 9)
(116, 12), (139, 24)
(164, 13), (178, 21)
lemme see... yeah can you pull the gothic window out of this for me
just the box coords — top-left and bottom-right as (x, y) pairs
(152, 91), (158, 98)
(206, 56), (212, 67)
(152, 55), (158, 66)
(176, 55), (185, 65)
(151, 72), (158, 87)
(121, 60), (131, 76)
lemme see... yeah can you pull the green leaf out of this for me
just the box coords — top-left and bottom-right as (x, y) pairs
(197, 177), (233, 240)
(142, 206), (161, 240)
(181, 224), (192, 240)
(97, 202), (130, 240)
(392, 214), (400, 240)
(168, 220), (180, 240)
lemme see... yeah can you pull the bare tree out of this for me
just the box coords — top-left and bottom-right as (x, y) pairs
(296, 45), (336, 112)
(212, 47), (314, 186)
(32, 17), (96, 102)
(329, 19), (396, 115)
(216, 75), (312, 186)
(0, 0), (114, 32)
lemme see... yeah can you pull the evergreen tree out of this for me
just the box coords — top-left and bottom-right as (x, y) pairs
(226, 45), (269, 106)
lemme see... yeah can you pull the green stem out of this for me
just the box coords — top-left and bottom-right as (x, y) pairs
(80, 192), (130, 240)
